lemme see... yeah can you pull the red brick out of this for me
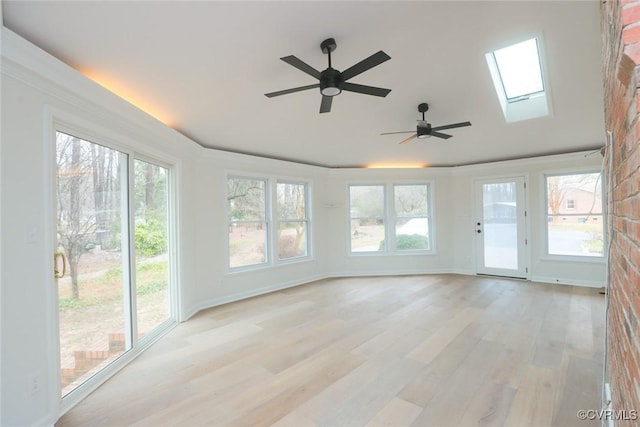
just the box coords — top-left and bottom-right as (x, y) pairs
(624, 4), (640, 26)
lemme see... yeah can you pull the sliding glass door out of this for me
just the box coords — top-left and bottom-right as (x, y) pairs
(54, 130), (173, 398)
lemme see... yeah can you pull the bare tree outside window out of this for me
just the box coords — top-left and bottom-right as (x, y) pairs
(227, 177), (268, 268)
(277, 182), (308, 259)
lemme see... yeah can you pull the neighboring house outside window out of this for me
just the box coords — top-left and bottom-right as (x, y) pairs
(545, 172), (603, 257)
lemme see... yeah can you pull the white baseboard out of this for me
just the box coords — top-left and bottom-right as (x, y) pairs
(184, 273), (328, 320)
(327, 268), (460, 278)
(530, 275), (605, 288)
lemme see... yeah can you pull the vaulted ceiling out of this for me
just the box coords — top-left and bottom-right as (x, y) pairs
(2, 1), (605, 168)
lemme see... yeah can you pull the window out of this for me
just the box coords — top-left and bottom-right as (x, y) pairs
(276, 182), (309, 260)
(486, 37), (550, 122)
(394, 184), (431, 251)
(492, 38), (544, 101)
(350, 185), (385, 252)
(349, 183), (433, 254)
(227, 177), (268, 269)
(545, 172), (604, 257)
(227, 176), (311, 270)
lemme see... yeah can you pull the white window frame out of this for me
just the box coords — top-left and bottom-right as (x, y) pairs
(226, 174), (312, 272)
(543, 170), (605, 260)
(348, 181), (435, 256)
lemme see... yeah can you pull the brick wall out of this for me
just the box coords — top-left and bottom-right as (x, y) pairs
(601, 0), (640, 420)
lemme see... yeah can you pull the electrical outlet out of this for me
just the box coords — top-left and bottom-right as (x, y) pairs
(27, 372), (42, 395)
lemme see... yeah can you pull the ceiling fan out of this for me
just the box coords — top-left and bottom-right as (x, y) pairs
(264, 38), (391, 113)
(381, 103), (471, 144)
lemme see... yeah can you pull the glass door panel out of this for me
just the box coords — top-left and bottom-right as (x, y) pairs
(475, 177), (527, 278)
(134, 159), (170, 337)
(55, 131), (131, 397)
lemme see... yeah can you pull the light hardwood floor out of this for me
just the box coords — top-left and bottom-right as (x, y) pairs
(56, 274), (605, 427)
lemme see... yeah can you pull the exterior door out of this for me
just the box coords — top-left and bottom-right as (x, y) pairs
(475, 177), (528, 278)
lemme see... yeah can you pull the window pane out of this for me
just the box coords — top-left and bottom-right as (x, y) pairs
(228, 177), (267, 268)
(350, 185), (385, 252)
(350, 185), (385, 218)
(134, 160), (170, 338)
(493, 38), (544, 99)
(482, 182), (518, 269)
(277, 182), (309, 260)
(227, 178), (266, 221)
(394, 185), (428, 216)
(277, 183), (306, 219)
(55, 132), (129, 396)
(394, 184), (430, 251)
(350, 219), (385, 252)
(548, 216), (604, 256)
(229, 222), (267, 268)
(546, 173), (602, 215)
(546, 173), (604, 257)
(278, 221), (308, 259)
(395, 218), (430, 251)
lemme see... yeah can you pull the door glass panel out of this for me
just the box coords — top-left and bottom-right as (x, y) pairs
(482, 182), (518, 270)
(56, 131), (130, 397)
(134, 159), (170, 338)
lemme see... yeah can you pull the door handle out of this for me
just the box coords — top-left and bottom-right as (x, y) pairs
(54, 250), (66, 279)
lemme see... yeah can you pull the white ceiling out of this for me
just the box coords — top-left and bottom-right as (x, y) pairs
(2, 1), (605, 168)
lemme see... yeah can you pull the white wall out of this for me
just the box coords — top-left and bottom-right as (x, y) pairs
(0, 27), (606, 426)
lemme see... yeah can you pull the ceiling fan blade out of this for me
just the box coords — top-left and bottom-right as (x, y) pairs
(320, 95), (333, 113)
(399, 134), (418, 144)
(342, 82), (391, 97)
(431, 121), (472, 131)
(430, 131), (452, 139)
(341, 50), (391, 81)
(265, 84), (319, 98)
(380, 130), (414, 135)
(280, 55), (322, 79)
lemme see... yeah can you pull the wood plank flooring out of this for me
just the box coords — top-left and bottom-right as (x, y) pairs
(56, 274), (605, 427)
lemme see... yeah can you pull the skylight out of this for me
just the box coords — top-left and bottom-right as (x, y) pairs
(492, 38), (544, 101)
(485, 36), (551, 123)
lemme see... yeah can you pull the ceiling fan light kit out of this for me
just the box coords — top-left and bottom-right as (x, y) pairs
(265, 38), (391, 113)
(381, 102), (472, 144)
